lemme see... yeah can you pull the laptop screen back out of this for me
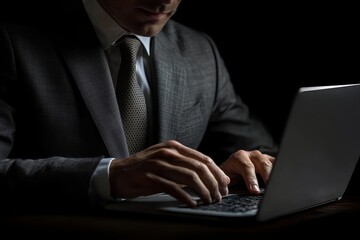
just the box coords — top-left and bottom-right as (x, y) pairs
(257, 84), (360, 221)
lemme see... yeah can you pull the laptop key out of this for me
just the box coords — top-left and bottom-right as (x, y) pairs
(194, 194), (263, 213)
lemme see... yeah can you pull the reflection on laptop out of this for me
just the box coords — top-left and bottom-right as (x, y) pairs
(106, 83), (360, 222)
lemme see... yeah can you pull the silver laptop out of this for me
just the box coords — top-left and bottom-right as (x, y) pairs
(106, 83), (360, 222)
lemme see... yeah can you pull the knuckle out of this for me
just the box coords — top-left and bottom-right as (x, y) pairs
(164, 139), (179, 147)
(202, 155), (213, 165)
(247, 175), (258, 183)
(157, 148), (175, 159)
(193, 161), (207, 173)
(210, 180), (219, 190)
(237, 149), (247, 156)
(242, 161), (255, 170)
(252, 150), (262, 156)
(219, 175), (230, 185)
(186, 171), (199, 182)
(233, 150), (248, 159)
(261, 160), (273, 168)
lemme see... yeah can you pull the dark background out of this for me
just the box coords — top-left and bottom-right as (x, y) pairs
(173, 1), (358, 142)
(1, 1), (358, 193)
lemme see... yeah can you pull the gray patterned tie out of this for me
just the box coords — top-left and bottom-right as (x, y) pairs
(116, 36), (147, 155)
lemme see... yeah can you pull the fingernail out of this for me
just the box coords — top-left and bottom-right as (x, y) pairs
(190, 199), (197, 207)
(251, 184), (260, 193)
(223, 186), (229, 195)
(219, 185), (228, 196)
(215, 191), (222, 202)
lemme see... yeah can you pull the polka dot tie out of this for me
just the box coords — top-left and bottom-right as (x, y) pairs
(116, 36), (147, 155)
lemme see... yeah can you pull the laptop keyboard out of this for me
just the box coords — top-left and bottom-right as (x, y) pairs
(193, 194), (263, 213)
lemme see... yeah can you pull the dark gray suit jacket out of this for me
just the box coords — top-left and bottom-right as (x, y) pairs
(0, 9), (277, 209)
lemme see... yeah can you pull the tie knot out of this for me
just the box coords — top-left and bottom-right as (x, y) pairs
(118, 36), (141, 60)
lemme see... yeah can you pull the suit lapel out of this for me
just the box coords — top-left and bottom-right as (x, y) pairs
(56, 32), (129, 158)
(151, 34), (187, 142)
(55, 22), (187, 154)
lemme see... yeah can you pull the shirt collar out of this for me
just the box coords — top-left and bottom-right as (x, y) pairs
(82, 0), (151, 55)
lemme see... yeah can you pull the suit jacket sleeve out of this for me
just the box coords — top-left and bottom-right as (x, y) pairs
(0, 23), (103, 210)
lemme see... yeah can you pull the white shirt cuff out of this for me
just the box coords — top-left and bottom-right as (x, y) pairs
(89, 157), (114, 204)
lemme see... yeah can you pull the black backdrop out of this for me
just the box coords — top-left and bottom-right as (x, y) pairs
(173, 1), (358, 143)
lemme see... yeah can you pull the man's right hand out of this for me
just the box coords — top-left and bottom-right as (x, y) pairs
(109, 140), (230, 207)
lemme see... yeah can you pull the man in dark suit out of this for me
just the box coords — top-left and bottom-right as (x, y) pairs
(0, 0), (277, 210)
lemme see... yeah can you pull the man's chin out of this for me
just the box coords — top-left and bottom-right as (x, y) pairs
(131, 23), (167, 37)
